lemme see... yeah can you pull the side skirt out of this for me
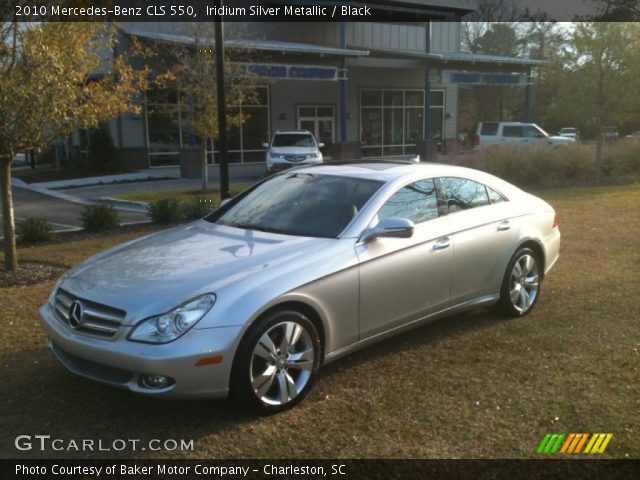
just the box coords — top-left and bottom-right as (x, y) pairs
(323, 294), (499, 365)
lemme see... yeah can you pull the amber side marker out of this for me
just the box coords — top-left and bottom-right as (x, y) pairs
(195, 355), (224, 366)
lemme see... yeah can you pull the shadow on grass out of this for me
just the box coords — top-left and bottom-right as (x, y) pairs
(0, 308), (509, 459)
(319, 307), (508, 380)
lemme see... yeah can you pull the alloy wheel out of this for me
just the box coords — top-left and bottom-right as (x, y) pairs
(249, 321), (315, 406)
(509, 253), (540, 314)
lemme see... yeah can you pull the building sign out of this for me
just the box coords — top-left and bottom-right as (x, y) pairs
(235, 63), (339, 81)
(444, 71), (527, 86)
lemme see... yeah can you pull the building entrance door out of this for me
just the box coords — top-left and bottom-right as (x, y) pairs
(297, 106), (335, 146)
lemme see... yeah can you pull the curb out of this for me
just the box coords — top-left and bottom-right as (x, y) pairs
(12, 177), (151, 213)
(96, 196), (150, 213)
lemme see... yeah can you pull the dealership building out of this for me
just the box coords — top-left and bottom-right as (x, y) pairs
(86, 1), (544, 175)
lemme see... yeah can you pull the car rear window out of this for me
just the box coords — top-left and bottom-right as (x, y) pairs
(480, 123), (499, 135)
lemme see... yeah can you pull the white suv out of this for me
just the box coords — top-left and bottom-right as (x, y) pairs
(263, 130), (324, 174)
(475, 122), (575, 149)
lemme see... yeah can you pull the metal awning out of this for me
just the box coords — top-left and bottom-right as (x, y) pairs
(365, 47), (547, 66)
(122, 27), (370, 57)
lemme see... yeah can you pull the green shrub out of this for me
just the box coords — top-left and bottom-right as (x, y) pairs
(18, 218), (53, 243)
(183, 197), (215, 221)
(80, 205), (120, 231)
(147, 198), (182, 223)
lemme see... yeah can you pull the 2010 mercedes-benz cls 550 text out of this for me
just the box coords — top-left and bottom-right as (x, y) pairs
(40, 163), (560, 413)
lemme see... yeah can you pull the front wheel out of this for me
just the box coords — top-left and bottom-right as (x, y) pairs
(497, 247), (541, 317)
(230, 309), (321, 414)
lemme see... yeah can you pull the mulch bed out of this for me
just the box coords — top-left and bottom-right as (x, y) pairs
(0, 262), (66, 288)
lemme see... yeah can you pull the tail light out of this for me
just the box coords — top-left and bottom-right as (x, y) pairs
(552, 212), (558, 228)
(474, 134), (480, 146)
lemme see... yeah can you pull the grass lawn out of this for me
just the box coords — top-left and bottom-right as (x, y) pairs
(0, 184), (638, 459)
(112, 184), (253, 205)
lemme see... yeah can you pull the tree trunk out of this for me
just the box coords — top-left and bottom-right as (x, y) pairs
(0, 159), (18, 271)
(201, 145), (208, 194)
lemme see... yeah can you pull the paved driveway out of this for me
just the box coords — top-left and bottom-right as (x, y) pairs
(1, 186), (149, 238)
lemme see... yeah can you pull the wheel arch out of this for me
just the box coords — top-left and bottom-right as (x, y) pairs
(241, 299), (328, 362)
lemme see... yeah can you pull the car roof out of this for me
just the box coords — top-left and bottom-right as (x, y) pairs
(289, 161), (518, 190)
(274, 130), (312, 135)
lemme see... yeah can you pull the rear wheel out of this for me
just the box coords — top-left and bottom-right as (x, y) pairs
(497, 247), (541, 317)
(230, 309), (321, 414)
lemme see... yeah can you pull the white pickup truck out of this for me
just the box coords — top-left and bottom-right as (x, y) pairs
(475, 122), (575, 149)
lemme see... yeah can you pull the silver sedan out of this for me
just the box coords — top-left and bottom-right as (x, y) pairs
(39, 162), (560, 413)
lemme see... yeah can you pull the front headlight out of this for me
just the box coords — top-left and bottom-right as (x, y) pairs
(128, 294), (216, 344)
(306, 152), (319, 159)
(270, 153), (285, 159)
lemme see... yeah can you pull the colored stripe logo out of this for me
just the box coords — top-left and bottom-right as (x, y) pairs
(537, 433), (612, 454)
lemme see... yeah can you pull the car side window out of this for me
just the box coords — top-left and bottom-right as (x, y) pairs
(502, 126), (523, 137)
(480, 123), (499, 135)
(487, 186), (507, 204)
(440, 177), (490, 213)
(378, 179), (438, 224)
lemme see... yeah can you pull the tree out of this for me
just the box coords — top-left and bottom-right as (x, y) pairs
(147, 23), (261, 193)
(545, 23), (640, 180)
(462, 0), (520, 53)
(0, 22), (148, 271)
(592, 0), (640, 19)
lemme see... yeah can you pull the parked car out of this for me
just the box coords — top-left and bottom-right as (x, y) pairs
(601, 127), (619, 141)
(12, 153), (26, 166)
(40, 162), (560, 413)
(625, 130), (640, 139)
(262, 130), (323, 174)
(558, 127), (580, 140)
(475, 122), (575, 149)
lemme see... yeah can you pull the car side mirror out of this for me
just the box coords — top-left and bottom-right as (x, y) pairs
(318, 142), (325, 148)
(262, 142), (269, 149)
(361, 217), (415, 243)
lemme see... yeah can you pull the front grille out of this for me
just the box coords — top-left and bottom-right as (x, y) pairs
(284, 154), (307, 162)
(50, 342), (133, 385)
(53, 288), (126, 338)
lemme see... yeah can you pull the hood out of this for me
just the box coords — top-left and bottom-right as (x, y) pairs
(270, 146), (318, 154)
(61, 221), (333, 324)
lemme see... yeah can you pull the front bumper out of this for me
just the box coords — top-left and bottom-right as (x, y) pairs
(39, 303), (243, 399)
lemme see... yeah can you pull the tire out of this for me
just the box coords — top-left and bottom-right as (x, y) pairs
(230, 309), (321, 414)
(497, 247), (542, 317)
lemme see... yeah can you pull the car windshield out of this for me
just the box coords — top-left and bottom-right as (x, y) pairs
(206, 173), (384, 238)
(272, 134), (315, 148)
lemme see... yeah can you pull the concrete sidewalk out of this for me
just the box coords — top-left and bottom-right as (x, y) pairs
(17, 166), (262, 213)
(1, 185), (150, 239)
(30, 169), (180, 190)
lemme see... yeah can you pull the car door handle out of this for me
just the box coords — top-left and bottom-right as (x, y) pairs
(497, 221), (511, 231)
(432, 237), (450, 251)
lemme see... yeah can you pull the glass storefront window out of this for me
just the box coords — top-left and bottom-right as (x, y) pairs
(147, 86), (270, 166)
(360, 89), (444, 157)
(405, 109), (424, 144)
(147, 106), (181, 154)
(361, 90), (382, 106)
